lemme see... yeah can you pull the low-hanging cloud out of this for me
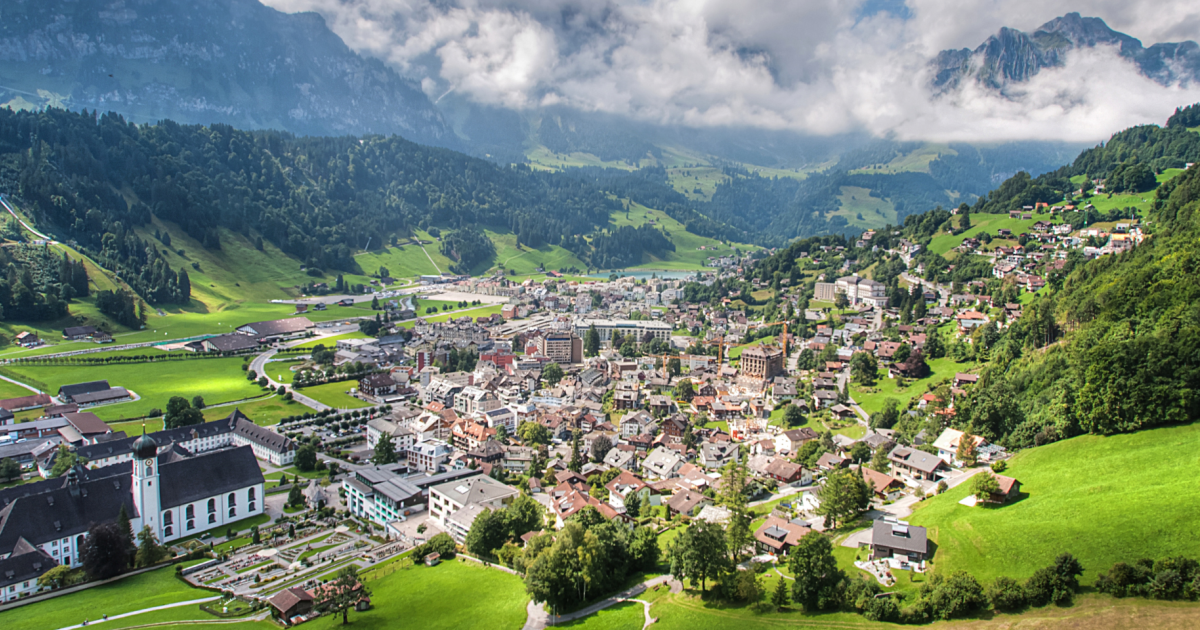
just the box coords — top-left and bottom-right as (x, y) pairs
(261, 0), (1200, 143)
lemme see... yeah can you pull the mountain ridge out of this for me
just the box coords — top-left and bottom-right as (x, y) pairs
(932, 12), (1200, 93)
(0, 0), (454, 145)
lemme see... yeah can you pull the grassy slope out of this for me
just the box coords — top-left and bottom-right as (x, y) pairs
(928, 212), (1056, 255)
(834, 186), (897, 230)
(478, 229), (589, 276)
(1, 356), (260, 422)
(5, 566), (203, 630)
(850, 331), (976, 414)
(608, 202), (758, 271)
(848, 143), (956, 175)
(908, 422), (1200, 584)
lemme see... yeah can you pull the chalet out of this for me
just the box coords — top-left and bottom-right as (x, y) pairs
(764, 459), (810, 485)
(887, 446), (949, 481)
(953, 373), (979, 387)
(753, 515), (812, 556)
(268, 587), (315, 622)
(14, 332), (39, 348)
(870, 520), (928, 563)
(665, 489), (711, 517)
(815, 452), (848, 471)
(857, 466), (904, 500)
(986, 475), (1022, 504)
(775, 428), (818, 455)
(62, 326), (98, 341)
(931, 428), (987, 466)
(829, 404), (855, 421)
(359, 373), (398, 398)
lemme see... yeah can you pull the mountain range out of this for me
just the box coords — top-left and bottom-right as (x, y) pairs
(0, 0), (453, 146)
(0, 2), (1193, 249)
(931, 12), (1200, 93)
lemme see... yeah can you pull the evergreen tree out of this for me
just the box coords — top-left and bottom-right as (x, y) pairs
(568, 432), (583, 473)
(772, 575), (791, 609)
(372, 433), (397, 465)
(584, 325), (600, 357)
(134, 525), (166, 567)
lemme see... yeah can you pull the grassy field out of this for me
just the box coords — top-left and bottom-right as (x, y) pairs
(849, 353), (975, 415)
(4, 565), (206, 630)
(397, 304), (505, 327)
(1, 356), (261, 422)
(201, 395), (302, 426)
(833, 186), (897, 230)
(928, 212), (1056, 255)
(291, 332), (372, 350)
(909, 422), (1200, 584)
(608, 202), (758, 271)
(727, 336), (775, 360)
(478, 229), (589, 276)
(297, 381), (373, 409)
(642, 585), (1200, 630)
(345, 230), (455, 283)
(296, 558), (529, 630)
(558, 601), (644, 630)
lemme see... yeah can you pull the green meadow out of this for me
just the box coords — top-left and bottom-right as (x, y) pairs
(909, 422), (1200, 584)
(1, 355), (261, 422)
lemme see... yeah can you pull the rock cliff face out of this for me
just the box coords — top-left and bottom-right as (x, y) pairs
(0, 0), (453, 146)
(931, 13), (1200, 93)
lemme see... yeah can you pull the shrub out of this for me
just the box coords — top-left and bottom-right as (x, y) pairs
(864, 595), (900, 622)
(990, 460), (1007, 473)
(986, 576), (1027, 611)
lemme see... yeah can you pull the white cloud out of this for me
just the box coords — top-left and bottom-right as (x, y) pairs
(261, 0), (1200, 143)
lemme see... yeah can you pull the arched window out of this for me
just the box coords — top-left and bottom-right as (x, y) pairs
(208, 513), (216, 525)
(164, 525), (173, 537)
(248, 487), (256, 502)
(228, 493), (236, 507)
(228, 507), (236, 518)
(207, 498), (216, 513)
(76, 535), (84, 550)
(185, 505), (195, 519)
(248, 501), (256, 513)
(163, 511), (173, 525)
(187, 519), (195, 531)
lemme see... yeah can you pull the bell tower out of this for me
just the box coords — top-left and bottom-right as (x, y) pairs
(130, 426), (161, 535)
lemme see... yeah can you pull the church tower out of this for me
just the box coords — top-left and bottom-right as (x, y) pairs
(131, 427), (161, 536)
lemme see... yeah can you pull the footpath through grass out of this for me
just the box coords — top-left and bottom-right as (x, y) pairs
(909, 421), (1200, 584)
(4, 566), (205, 630)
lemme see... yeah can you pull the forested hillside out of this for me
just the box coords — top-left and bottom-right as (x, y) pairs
(956, 160), (1200, 446)
(0, 108), (676, 286)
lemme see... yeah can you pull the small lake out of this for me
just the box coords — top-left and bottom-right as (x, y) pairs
(586, 270), (703, 281)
